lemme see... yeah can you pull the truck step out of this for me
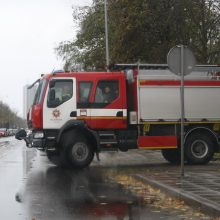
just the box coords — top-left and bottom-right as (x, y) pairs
(99, 131), (115, 137)
(98, 131), (118, 145)
(100, 140), (118, 145)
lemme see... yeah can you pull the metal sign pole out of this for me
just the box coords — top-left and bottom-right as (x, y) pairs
(167, 45), (196, 178)
(180, 45), (185, 177)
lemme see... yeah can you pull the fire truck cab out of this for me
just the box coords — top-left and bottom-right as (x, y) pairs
(16, 64), (220, 168)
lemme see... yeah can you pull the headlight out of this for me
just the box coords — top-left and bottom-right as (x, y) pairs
(34, 131), (44, 139)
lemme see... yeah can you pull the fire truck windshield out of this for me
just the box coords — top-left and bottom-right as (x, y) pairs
(33, 79), (47, 105)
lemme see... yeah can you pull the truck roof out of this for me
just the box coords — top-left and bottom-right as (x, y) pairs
(42, 71), (124, 80)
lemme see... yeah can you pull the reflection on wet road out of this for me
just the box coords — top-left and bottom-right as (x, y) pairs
(0, 138), (206, 219)
(0, 137), (32, 220)
(21, 166), (141, 220)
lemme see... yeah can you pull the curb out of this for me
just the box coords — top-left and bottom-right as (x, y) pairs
(135, 174), (220, 217)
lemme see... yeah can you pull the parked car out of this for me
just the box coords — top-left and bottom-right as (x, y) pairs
(0, 128), (8, 137)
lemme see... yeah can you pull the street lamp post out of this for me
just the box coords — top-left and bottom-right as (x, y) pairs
(104, 0), (109, 72)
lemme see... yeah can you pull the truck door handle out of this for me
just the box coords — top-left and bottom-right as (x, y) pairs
(70, 111), (77, 117)
(116, 111), (123, 117)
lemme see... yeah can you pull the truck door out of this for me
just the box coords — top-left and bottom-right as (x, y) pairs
(43, 78), (76, 129)
(89, 77), (127, 129)
(76, 81), (93, 123)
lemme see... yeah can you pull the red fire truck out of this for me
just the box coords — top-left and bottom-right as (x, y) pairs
(16, 64), (220, 168)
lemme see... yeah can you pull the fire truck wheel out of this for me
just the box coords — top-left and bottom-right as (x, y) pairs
(184, 133), (214, 164)
(161, 149), (181, 164)
(62, 131), (94, 168)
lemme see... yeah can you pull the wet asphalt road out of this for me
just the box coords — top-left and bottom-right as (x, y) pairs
(0, 137), (210, 220)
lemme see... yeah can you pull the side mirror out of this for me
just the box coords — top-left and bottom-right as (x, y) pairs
(15, 129), (27, 140)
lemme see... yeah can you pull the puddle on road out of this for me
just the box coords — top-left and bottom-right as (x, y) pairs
(12, 148), (213, 220)
(18, 166), (142, 220)
(15, 162), (212, 220)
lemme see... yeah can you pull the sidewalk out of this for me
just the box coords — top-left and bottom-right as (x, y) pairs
(94, 150), (220, 217)
(134, 162), (220, 217)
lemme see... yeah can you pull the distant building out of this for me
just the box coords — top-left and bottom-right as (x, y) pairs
(23, 85), (37, 119)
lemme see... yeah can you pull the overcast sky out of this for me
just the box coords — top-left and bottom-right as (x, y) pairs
(0, 0), (92, 117)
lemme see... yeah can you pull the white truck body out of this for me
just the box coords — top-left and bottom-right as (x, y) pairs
(138, 69), (220, 122)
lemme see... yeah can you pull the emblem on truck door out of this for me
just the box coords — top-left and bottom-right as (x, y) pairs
(52, 109), (61, 118)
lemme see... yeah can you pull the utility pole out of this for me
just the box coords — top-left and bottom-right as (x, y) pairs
(104, 0), (109, 72)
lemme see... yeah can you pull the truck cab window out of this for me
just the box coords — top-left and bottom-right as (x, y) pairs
(77, 81), (92, 108)
(47, 80), (73, 108)
(33, 79), (46, 105)
(94, 80), (119, 105)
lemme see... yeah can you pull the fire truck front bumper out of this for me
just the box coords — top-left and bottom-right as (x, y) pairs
(15, 129), (57, 150)
(31, 131), (45, 149)
(31, 130), (58, 150)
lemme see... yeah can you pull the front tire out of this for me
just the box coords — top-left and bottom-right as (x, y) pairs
(62, 131), (94, 169)
(184, 133), (214, 164)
